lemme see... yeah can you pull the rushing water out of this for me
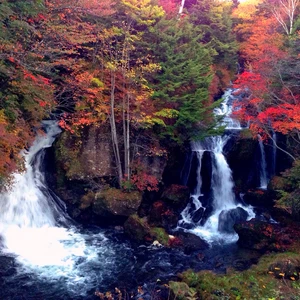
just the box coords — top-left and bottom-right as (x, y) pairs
(178, 89), (255, 243)
(0, 122), (126, 297)
(0, 120), (261, 299)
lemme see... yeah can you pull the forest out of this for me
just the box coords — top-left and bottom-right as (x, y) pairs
(0, 0), (300, 299)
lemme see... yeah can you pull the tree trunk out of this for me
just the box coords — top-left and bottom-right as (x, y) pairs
(179, 0), (185, 15)
(124, 92), (130, 179)
(110, 71), (123, 186)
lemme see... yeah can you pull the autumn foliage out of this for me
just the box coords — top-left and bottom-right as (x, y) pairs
(2, 0), (299, 185)
(233, 0), (300, 146)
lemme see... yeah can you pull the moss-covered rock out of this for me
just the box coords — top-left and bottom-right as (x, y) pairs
(93, 188), (142, 217)
(80, 191), (95, 209)
(150, 227), (170, 246)
(123, 214), (151, 242)
(269, 176), (290, 191)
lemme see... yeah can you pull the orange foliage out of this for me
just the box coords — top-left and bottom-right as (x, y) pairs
(233, 9), (300, 140)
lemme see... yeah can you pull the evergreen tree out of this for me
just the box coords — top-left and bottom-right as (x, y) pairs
(150, 16), (218, 143)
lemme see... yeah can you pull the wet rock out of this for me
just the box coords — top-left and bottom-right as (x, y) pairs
(243, 189), (273, 207)
(192, 207), (205, 223)
(161, 185), (190, 210)
(124, 214), (151, 242)
(175, 231), (209, 254)
(197, 253), (205, 262)
(199, 205), (214, 226)
(0, 256), (16, 277)
(178, 222), (195, 230)
(234, 219), (291, 252)
(93, 188), (142, 217)
(218, 207), (248, 233)
(188, 199), (196, 213)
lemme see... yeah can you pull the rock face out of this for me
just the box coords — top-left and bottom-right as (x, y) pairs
(218, 207), (249, 233)
(52, 124), (168, 225)
(55, 126), (114, 181)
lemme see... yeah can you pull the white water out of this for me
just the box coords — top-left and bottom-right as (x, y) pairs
(178, 89), (254, 243)
(258, 134), (268, 189)
(214, 89), (242, 130)
(0, 121), (118, 297)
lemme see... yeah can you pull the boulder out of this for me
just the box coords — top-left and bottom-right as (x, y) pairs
(234, 219), (291, 252)
(161, 184), (190, 210)
(192, 207), (205, 223)
(124, 214), (151, 242)
(243, 189), (273, 207)
(148, 201), (179, 229)
(175, 231), (209, 254)
(218, 207), (248, 233)
(93, 188), (142, 217)
(124, 215), (171, 246)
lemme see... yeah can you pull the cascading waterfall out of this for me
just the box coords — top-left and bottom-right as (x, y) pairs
(178, 89), (254, 243)
(258, 134), (268, 189)
(0, 121), (124, 297)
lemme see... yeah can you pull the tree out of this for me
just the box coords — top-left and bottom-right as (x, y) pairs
(0, 0), (56, 180)
(233, 6), (300, 159)
(271, 0), (299, 35)
(189, 0), (238, 93)
(150, 16), (217, 144)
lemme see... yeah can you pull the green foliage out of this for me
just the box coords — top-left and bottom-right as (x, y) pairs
(150, 227), (170, 246)
(189, 0), (238, 73)
(272, 160), (300, 220)
(168, 281), (196, 300)
(91, 78), (105, 88)
(55, 131), (83, 180)
(282, 160), (300, 190)
(150, 16), (216, 143)
(177, 252), (300, 300)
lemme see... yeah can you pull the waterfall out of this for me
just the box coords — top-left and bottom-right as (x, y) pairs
(258, 134), (268, 189)
(178, 89), (254, 243)
(0, 121), (117, 297)
(0, 121), (68, 229)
